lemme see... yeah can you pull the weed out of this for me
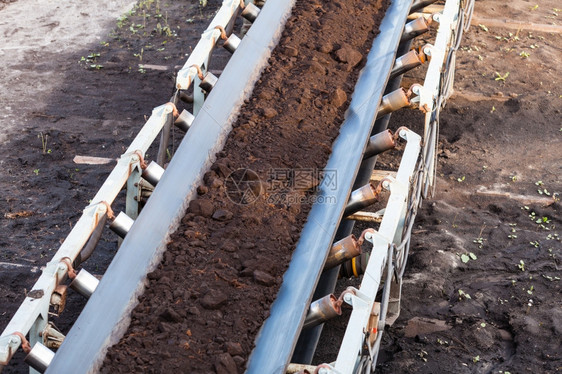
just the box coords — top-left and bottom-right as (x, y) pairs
(530, 241), (540, 248)
(38, 132), (49, 154)
(457, 176), (465, 182)
(529, 4), (538, 10)
(458, 289), (471, 300)
(520, 51), (530, 58)
(495, 72), (510, 81)
(473, 355), (480, 363)
(518, 260), (525, 271)
(478, 24), (489, 32)
(33, 169), (40, 176)
(134, 48), (144, 61)
(527, 285), (534, 295)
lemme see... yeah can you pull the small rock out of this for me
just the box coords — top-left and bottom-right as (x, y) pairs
(404, 317), (451, 338)
(187, 306), (200, 316)
(225, 341), (244, 356)
(189, 199), (214, 218)
(334, 45), (363, 68)
(212, 209), (233, 221)
(215, 352), (238, 374)
(258, 89), (274, 100)
(263, 107), (278, 118)
(197, 185), (208, 195)
(210, 178), (223, 189)
(330, 88), (347, 107)
(159, 308), (182, 323)
(221, 242), (237, 252)
(212, 162), (231, 178)
(308, 61), (326, 75)
(253, 270), (275, 286)
(232, 355), (245, 366)
(200, 290), (228, 310)
(318, 42), (333, 54)
(284, 46), (299, 57)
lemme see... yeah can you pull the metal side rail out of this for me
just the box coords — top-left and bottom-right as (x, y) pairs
(414, 0), (474, 197)
(0, 104), (174, 373)
(323, 128), (421, 374)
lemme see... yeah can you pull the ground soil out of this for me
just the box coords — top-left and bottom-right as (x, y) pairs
(0, 0), (560, 373)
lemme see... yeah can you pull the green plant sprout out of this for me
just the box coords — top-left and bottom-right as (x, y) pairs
(495, 72), (510, 81)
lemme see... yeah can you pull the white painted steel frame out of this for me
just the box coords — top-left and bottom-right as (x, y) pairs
(419, 0), (461, 192)
(330, 129), (421, 374)
(0, 103), (175, 368)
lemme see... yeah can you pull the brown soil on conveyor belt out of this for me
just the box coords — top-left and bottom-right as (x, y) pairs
(102, 0), (389, 372)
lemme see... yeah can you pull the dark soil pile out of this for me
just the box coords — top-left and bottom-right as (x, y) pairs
(101, 0), (389, 372)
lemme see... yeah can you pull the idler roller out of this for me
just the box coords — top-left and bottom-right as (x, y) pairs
(69, 269), (99, 299)
(400, 16), (431, 42)
(344, 182), (383, 217)
(363, 129), (396, 159)
(303, 294), (342, 330)
(390, 49), (424, 80)
(340, 253), (370, 278)
(142, 161), (165, 187)
(109, 212), (134, 239)
(24, 343), (54, 373)
(376, 88), (411, 119)
(324, 235), (361, 271)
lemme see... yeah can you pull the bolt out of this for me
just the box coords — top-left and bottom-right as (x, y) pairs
(58, 264), (66, 272)
(399, 129), (407, 138)
(382, 180), (391, 190)
(318, 368), (330, 374)
(344, 293), (353, 304)
(365, 232), (373, 241)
